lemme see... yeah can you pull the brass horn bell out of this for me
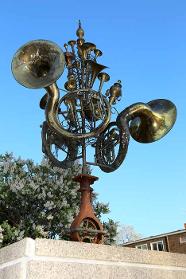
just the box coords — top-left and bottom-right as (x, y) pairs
(117, 99), (177, 143)
(97, 72), (110, 92)
(11, 40), (65, 89)
(78, 42), (96, 60)
(129, 99), (177, 143)
(86, 60), (107, 88)
(64, 75), (77, 91)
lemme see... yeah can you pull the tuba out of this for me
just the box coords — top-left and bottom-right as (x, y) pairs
(11, 39), (68, 137)
(11, 39), (111, 140)
(117, 99), (177, 143)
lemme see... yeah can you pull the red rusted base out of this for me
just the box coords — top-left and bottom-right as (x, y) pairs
(70, 174), (104, 244)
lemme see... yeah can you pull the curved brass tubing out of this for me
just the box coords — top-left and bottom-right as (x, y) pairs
(45, 83), (111, 140)
(116, 99), (177, 143)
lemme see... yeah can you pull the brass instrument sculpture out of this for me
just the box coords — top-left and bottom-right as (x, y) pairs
(12, 21), (177, 243)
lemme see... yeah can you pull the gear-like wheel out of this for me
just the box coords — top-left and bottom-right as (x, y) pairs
(57, 89), (111, 139)
(95, 122), (129, 172)
(41, 121), (78, 168)
(76, 218), (103, 243)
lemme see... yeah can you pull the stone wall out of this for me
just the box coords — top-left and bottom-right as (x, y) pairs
(1, 238), (186, 278)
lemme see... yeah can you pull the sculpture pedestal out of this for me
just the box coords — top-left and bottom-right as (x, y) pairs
(70, 174), (104, 244)
(1, 238), (186, 279)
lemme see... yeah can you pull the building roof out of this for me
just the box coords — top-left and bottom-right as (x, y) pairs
(123, 229), (186, 246)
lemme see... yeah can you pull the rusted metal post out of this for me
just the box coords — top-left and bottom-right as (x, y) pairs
(70, 174), (104, 244)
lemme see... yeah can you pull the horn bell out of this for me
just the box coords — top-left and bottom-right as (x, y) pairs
(129, 99), (177, 143)
(11, 40), (65, 89)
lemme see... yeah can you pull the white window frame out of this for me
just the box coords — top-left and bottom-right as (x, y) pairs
(150, 240), (165, 251)
(135, 244), (148, 250)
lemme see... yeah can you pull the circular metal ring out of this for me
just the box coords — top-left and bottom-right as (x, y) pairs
(95, 121), (129, 173)
(42, 121), (78, 168)
(74, 217), (103, 243)
(57, 89), (111, 140)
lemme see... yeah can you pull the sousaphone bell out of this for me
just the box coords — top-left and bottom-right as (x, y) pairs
(11, 39), (65, 89)
(117, 99), (177, 143)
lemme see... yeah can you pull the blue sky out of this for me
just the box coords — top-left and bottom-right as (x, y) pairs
(0, 0), (186, 237)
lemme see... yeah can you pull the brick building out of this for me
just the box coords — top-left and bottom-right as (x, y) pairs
(123, 224), (186, 254)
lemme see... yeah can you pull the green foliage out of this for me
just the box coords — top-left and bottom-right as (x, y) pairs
(0, 153), (118, 247)
(103, 219), (119, 245)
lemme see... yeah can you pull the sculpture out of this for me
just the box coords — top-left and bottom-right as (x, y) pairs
(12, 21), (177, 243)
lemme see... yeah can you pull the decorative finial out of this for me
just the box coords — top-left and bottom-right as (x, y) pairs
(76, 20), (84, 39)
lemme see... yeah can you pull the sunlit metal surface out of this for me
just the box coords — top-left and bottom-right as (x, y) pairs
(12, 21), (177, 244)
(12, 40), (65, 88)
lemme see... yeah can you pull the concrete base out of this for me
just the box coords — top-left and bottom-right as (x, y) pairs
(1, 238), (186, 278)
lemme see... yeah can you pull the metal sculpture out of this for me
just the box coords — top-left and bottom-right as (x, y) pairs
(12, 21), (177, 244)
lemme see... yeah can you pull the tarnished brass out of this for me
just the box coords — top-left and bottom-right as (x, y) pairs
(86, 60), (107, 88)
(98, 72), (110, 93)
(94, 49), (103, 58)
(11, 23), (177, 173)
(64, 96), (77, 126)
(68, 40), (76, 55)
(64, 80), (76, 91)
(64, 74), (77, 91)
(64, 51), (74, 67)
(68, 40), (76, 47)
(76, 20), (84, 39)
(96, 122), (129, 173)
(107, 80), (122, 105)
(45, 84), (111, 139)
(12, 40), (65, 89)
(117, 99), (177, 143)
(77, 38), (85, 46)
(12, 22), (177, 245)
(39, 93), (48, 110)
(79, 42), (96, 60)
(42, 121), (78, 168)
(64, 43), (68, 51)
(83, 92), (105, 121)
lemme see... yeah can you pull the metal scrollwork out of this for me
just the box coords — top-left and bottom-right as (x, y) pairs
(41, 121), (78, 168)
(11, 22), (177, 173)
(95, 122), (129, 173)
(57, 89), (111, 140)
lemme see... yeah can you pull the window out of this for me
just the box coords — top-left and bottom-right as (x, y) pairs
(136, 244), (148, 250)
(180, 236), (186, 244)
(150, 240), (164, 251)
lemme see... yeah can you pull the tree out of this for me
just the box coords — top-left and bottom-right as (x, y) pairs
(0, 153), (118, 247)
(103, 219), (119, 245)
(116, 224), (142, 244)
